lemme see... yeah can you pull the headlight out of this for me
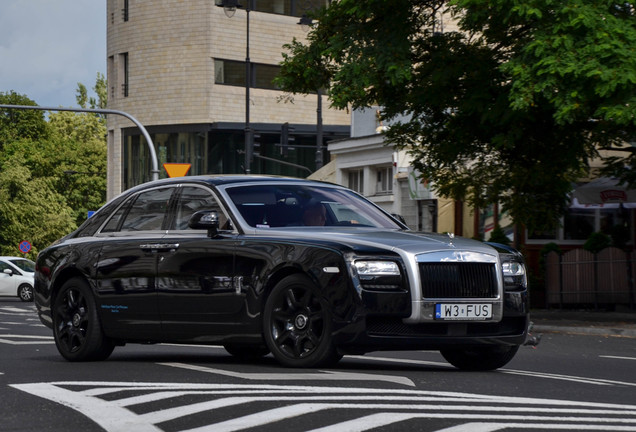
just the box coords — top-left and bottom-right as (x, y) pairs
(353, 260), (402, 290)
(501, 260), (527, 290)
(502, 261), (525, 276)
(354, 260), (400, 276)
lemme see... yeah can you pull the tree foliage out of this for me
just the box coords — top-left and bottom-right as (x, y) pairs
(277, 0), (636, 231)
(0, 91), (48, 149)
(0, 79), (107, 258)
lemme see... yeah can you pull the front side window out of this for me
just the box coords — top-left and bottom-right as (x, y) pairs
(8, 258), (35, 273)
(174, 186), (230, 230)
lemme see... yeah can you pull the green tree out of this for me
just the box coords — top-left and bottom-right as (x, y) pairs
(277, 0), (636, 231)
(0, 91), (48, 150)
(0, 151), (74, 258)
(0, 76), (108, 255)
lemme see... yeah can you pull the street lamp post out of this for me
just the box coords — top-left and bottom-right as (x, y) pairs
(217, 0), (252, 174)
(298, 14), (323, 170)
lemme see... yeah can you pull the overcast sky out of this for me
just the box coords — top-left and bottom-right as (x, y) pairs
(0, 1), (106, 108)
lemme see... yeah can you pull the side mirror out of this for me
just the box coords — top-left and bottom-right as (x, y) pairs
(3, 269), (14, 276)
(188, 210), (220, 237)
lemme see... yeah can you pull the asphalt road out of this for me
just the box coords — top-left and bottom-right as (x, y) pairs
(1, 298), (635, 432)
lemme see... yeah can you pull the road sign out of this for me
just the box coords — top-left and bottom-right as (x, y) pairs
(163, 163), (191, 178)
(19, 240), (31, 254)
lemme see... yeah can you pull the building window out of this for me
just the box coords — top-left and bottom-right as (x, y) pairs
(348, 169), (364, 193)
(122, 0), (129, 21)
(244, 0), (328, 17)
(214, 59), (281, 90)
(119, 53), (129, 97)
(375, 166), (393, 195)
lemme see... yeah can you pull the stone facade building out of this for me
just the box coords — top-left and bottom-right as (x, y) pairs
(106, 0), (349, 199)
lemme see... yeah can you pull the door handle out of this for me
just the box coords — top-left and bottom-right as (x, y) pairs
(139, 243), (180, 252)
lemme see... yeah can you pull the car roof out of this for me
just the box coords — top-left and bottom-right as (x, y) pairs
(125, 175), (342, 194)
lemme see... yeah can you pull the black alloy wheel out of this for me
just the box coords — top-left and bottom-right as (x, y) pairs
(52, 277), (114, 361)
(263, 274), (340, 368)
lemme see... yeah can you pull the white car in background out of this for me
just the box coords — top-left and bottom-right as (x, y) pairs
(0, 256), (35, 302)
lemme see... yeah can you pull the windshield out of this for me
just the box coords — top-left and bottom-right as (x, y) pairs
(8, 258), (35, 273)
(225, 184), (402, 229)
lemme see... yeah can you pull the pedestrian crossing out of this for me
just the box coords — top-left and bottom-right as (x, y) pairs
(11, 380), (636, 432)
(0, 304), (51, 344)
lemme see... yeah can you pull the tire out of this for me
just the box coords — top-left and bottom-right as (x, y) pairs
(263, 274), (340, 368)
(223, 344), (270, 359)
(52, 277), (115, 361)
(440, 345), (519, 371)
(18, 284), (33, 302)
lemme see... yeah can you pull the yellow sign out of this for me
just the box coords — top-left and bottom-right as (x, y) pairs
(163, 163), (191, 178)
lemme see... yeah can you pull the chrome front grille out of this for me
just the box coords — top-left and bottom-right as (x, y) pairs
(419, 262), (498, 299)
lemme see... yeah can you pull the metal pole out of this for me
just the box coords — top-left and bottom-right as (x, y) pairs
(244, 8), (252, 174)
(316, 88), (323, 170)
(0, 104), (159, 181)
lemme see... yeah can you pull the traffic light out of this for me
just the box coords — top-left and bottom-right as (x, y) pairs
(252, 133), (261, 159)
(281, 122), (295, 156)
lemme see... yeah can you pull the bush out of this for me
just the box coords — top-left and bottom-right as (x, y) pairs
(488, 225), (511, 245)
(583, 232), (611, 254)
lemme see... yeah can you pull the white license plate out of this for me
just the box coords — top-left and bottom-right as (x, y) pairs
(435, 303), (492, 320)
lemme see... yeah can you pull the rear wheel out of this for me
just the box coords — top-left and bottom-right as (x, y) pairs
(440, 345), (519, 371)
(263, 274), (340, 368)
(18, 284), (33, 302)
(52, 277), (114, 361)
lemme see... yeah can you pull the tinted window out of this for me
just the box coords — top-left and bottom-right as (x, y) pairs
(103, 187), (174, 232)
(174, 186), (229, 230)
(226, 184), (401, 229)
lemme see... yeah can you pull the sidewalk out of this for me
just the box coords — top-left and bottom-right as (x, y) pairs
(530, 308), (636, 338)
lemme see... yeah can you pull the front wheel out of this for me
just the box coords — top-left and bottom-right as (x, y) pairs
(18, 284), (33, 302)
(440, 345), (519, 371)
(52, 277), (114, 361)
(263, 274), (340, 368)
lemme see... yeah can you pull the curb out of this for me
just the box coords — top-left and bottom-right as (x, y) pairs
(532, 324), (636, 338)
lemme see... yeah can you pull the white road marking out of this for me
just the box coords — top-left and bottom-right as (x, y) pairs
(159, 362), (416, 387)
(0, 334), (53, 345)
(501, 369), (636, 387)
(13, 383), (162, 432)
(601, 355), (636, 361)
(348, 354), (451, 368)
(0, 306), (34, 313)
(11, 382), (636, 432)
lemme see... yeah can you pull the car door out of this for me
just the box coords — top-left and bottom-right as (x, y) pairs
(0, 260), (18, 296)
(92, 186), (175, 339)
(156, 184), (244, 340)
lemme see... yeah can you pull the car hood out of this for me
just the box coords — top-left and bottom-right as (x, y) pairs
(259, 228), (497, 256)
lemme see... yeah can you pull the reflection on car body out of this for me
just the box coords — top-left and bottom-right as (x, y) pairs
(34, 175), (530, 369)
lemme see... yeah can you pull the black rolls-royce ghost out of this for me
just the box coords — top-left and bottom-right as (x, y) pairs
(34, 175), (530, 369)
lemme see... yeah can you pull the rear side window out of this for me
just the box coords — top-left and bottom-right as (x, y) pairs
(102, 187), (174, 232)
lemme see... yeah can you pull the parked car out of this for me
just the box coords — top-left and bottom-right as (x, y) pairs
(0, 256), (35, 302)
(34, 175), (529, 370)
